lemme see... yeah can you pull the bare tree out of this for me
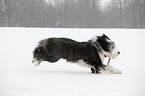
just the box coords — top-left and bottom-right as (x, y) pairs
(0, 0), (9, 26)
(131, 0), (145, 28)
(119, 0), (123, 28)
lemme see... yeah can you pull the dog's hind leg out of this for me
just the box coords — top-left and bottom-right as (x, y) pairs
(32, 58), (42, 66)
(45, 55), (60, 63)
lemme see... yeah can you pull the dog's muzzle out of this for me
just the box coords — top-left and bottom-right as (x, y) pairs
(111, 51), (120, 59)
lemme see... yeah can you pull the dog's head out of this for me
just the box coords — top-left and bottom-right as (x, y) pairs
(91, 34), (120, 59)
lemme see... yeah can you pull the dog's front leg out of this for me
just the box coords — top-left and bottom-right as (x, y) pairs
(103, 65), (122, 74)
(91, 68), (100, 74)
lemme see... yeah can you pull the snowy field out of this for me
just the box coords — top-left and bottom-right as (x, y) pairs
(0, 28), (145, 96)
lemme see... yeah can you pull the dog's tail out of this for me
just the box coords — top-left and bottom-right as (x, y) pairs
(32, 40), (46, 66)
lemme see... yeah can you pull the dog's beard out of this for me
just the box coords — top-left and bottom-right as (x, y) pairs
(110, 45), (119, 59)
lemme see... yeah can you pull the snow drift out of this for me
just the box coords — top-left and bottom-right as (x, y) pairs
(0, 28), (145, 96)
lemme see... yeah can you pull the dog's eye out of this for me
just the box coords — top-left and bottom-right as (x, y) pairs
(111, 42), (115, 49)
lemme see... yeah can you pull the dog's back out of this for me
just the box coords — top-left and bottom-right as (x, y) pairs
(32, 38), (94, 65)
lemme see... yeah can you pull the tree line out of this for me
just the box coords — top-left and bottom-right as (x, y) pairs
(0, 0), (145, 28)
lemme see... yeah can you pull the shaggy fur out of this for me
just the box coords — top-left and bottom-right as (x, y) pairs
(32, 34), (120, 73)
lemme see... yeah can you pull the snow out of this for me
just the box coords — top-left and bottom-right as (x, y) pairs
(0, 28), (145, 96)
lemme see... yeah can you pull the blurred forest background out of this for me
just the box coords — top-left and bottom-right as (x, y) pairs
(0, 0), (145, 28)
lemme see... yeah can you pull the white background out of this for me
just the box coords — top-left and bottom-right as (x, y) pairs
(0, 28), (145, 96)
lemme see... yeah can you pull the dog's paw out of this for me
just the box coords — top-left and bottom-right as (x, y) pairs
(105, 66), (122, 74)
(110, 68), (122, 74)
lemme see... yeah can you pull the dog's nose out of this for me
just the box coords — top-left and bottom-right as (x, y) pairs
(118, 51), (120, 54)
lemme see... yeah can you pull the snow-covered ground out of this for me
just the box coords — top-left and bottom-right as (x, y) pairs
(0, 28), (145, 96)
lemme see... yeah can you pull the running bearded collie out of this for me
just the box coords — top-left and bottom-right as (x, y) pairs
(32, 34), (121, 74)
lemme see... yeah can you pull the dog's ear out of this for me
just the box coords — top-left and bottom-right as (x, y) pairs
(103, 34), (106, 37)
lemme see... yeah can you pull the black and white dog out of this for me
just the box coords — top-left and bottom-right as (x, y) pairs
(32, 34), (121, 74)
